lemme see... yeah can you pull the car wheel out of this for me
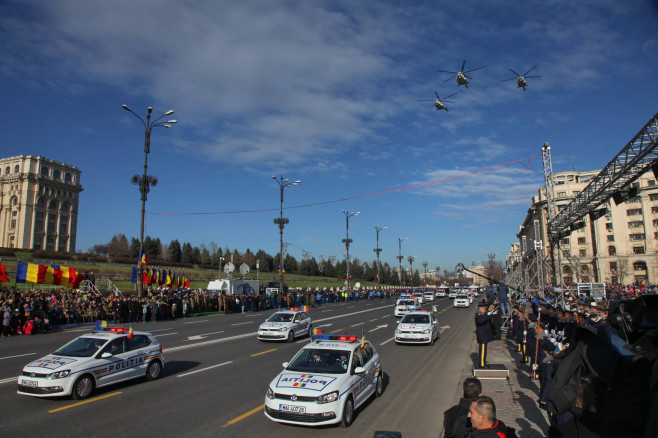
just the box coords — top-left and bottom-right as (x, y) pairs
(429, 335), (434, 346)
(341, 396), (354, 427)
(146, 360), (162, 381)
(287, 330), (294, 342)
(71, 374), (94, 400)
(375, 374), (384, 398)
(308, 326), (313, 338)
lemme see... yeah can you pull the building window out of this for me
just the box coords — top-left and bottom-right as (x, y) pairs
(4, 166), (9, 175)
(650, 194), (658, 201)
(561, 238), (570, 244)
(59, 222), (67, 234)
(633, 262), (647, 271)
(607, 235), (615, 242)
(627, 208), (643, 216)
(649, 180), (656, 187)
(47, 219), (55, 232)
(633, 246), (646, 254)
(41, 167), (49, 177)
(14, 165), (19, 173)
(10, 219), (16, 229)
(46, 238), (54, 251)
(48, 200), (58, 210)
(654, 219), (658, 227)
(557, 192), (567, 198)
(33, 237), (42, 250)
(563, 249), (570, 257)
(36, 211), (44, 219)
(58, 238), (67, 252)
(577, 237), (586, 244)
(629, 233), (646, 241)
(652, 206), (658, 213)
(629, 196), (642, 203)
(609, 261), (617, 270)
(628, 221), (644, 228)
(65, 173), (72, 183)
(579, 249), (587, 257)
(35, 220), (43, 231)
(608, 246), (616, 255)
(606, 223), (613, 231)
(53, 170), (60, 180)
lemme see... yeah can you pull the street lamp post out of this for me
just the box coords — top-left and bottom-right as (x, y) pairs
(342, 210), (360, 289)
(122, 105), (177, 297)
(373, 226), (387, 289)
(422, 261), (428, 285)
(272, 176), (301, 294)
(397, 237), (408, 288)
(407, 255), (416, 287)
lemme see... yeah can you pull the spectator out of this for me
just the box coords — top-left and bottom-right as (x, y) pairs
(443, 377), (482, 438)
(468, 396), (516, 437)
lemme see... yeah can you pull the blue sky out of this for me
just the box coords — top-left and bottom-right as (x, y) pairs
(1, 1), (657, 273)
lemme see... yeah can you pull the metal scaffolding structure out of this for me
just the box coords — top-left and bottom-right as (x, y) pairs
(542, 142), (564, 287)
(547, 112), (658, 243)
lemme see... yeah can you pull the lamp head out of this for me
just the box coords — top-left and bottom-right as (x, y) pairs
(165, 110), (174, 115)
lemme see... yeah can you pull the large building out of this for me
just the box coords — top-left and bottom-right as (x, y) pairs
(510, 169), (658, 286)
(0, 155), (83, 252)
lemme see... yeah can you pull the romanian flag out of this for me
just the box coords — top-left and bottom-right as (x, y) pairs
(361, 328), (366, 348)
(166, 270), (172, 287)
(0, 264), (9, 283)
(161, 268), (167, 286)
(67, 267), (80, 288)
(140, 251), (147, 267)
(46, 264), (63, 285)
(143, 270), (151, 285)
(127, 324), (134, 340)
(131, 267), (138, 284)
(15, 262), (47, 284)
(302, 305), (309, 312)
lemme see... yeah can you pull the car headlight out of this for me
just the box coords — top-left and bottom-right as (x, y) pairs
(48, 370), (71, 380)
(266, 387), (275, 399)
(422, 329), (430, 334)
(395, 329), (401, 334)
(278, 327), (287, 332)
(316, 390), (339, 404)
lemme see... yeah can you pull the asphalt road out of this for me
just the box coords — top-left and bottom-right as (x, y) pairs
(0, 296), (479, 438)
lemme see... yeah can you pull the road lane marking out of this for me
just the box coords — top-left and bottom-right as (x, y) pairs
(147, 328), (173, 332)
(347, 306), (355, 308)
(369, 324), (388, 333)
(252, 349), (277, 357)
(0, 376), (18, 384)
(231, 321), (253, 326)
(49, 392), (122, 413)
(369, 318), (378, 322)
(0, 352), (36, 360)
(184, 319), (209, 324)
(316, 323), (333, 328)
(223, 404), (264, 427)
(350, 322), (364, 327)
(380, 337), (395, 345)
(177, 361), (233, 377)
(321, 310), (333, 312)
(330, 329), (342, 333)
(185, 331), (225, 341)
(153, 332), (178, 337)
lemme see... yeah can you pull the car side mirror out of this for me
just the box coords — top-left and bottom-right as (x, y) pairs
(282, 362), (289, 368)
(101, 352), (112, 359)
(354, 366), (366, 374)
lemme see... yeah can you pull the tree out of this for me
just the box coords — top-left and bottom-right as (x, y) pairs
(255, 250), (273, 271)
(181, 242), (194, 264)
(130, 238), (140, 258)
(211, 246), (223, 266)
(108, 234), (130, 257)
(192, 246), (201, 265)
(168, 240), (182, 262)
(200, 246), (211, 266)
(90, 244), (108, 256)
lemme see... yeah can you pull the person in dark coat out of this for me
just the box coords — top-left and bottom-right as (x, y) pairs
(443, 377), (482, 438)
(475, 302), (495, 369)
(512, 307), (527, 363)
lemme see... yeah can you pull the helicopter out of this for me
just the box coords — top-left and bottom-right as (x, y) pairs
(500, 65), (541, 91)
(438, 60), (486, 89)
(418, 91), (457, 112)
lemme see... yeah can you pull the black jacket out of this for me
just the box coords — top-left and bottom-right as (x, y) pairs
(475, 312), (494, 344)
(443, 398), (472, 438)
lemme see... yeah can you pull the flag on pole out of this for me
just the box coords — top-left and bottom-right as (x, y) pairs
(128, 324), (134, 340)
(0, 264), (9, 283)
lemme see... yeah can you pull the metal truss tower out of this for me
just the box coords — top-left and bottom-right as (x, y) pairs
(522, 235), (530, 293)
(533, 219), (544, 297)
(542, 142), (563, 287)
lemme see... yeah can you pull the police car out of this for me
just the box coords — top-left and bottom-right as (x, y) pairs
(453, 293), (470, 308)
(264, 333), (383, 427)
(17, 325), (164, 400)
(394, 298), (420, 317)
(257, 308), (312, 342)
(395, 309), (440, 345)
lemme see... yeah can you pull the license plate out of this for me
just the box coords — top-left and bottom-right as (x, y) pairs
(280, 404), (305, 413)
(22, 379), (38, 387)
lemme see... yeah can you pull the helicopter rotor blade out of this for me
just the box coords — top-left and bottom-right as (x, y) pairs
(465, 74), (473, 80)
(443, 100), (455, 103)
(442, 93), (458, 99)
(465, 65), (486, 73)
(524, 75), (542, 79)
(461, 60), (466, 72)
(443, 76), (453, 83)
(523, 65), (538, 76)
(508, 68), (521, 77)
(434, 91), (440, 99)
(499, 78), (517, 82)
(438, 70), (458, 74)
(418, 100), (435, 101)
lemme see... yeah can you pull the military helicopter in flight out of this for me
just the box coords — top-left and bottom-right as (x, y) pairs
(500, 66), (541, 91)
(438, 60), (486, 89)
(419, 91), (457, 112)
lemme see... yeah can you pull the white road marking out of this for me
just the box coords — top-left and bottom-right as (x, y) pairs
(186, 331), (225, 341)
(347, 306), (355, 309)
(0, 377), (18, 385)
(153, 332), (178, 337)
(0, 352), (36, 361)
(380, 337), (395, 346)
(231, 321), (253, 326)
(165, 333), (255, 353)
(350, 322), (364, 327)
(147, 328), (173, 332)
(177, 361), (233, 377)
(315, 323), (333, 328)
(321, 310), (333, 313)
(369, 325), (388, 333)
(184, 320), (209, 324)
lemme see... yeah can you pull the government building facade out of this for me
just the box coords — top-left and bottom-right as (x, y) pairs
(0, 155), (83, 252)
(509, 169), (658, 286)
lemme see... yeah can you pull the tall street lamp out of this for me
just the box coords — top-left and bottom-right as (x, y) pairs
(373, 226), (387, 289)
(122, 104), (177, 297)
(407, 255), (416, 287)
(422, 261), (428, 285)
(342, 210), (360, 289)
(397, 237), (408, 288)
(272, 176), (301, 294)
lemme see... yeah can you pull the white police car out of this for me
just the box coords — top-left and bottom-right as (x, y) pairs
(453, 293), (470, 308)
(395, 309), (440, 345)
(394, 298), (419, 317)
(264, 333), (383, 427)
(258, 308), (312, 342)
(17, 326), (164, 400)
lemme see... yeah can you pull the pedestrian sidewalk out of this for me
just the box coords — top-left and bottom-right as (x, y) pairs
(450, 327), (550, 438)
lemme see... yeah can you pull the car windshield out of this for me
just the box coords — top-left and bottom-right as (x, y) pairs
(398, 300), (416, 306)
(267, 313), (294, 323)
(457, 294), (468, 298)
(286, 348), (350, 374)
(401, 314), (429, 324)
(53, 336), (107, 357)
